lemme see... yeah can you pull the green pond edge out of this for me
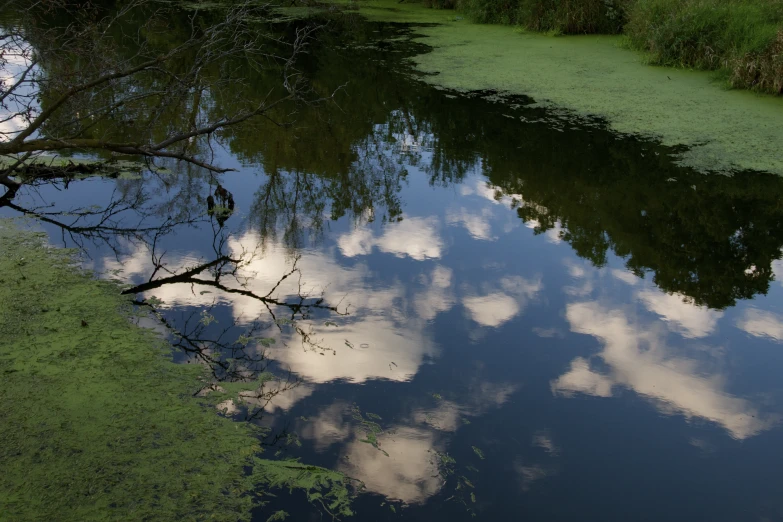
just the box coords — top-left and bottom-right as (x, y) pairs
(0, 219), (352, 521)
(330, 0), (783, 176)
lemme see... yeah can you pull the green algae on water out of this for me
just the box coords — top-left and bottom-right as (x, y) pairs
(0, 220), (352, 521)
(0, 154), (150, 182)
(339, 0), (783, 175)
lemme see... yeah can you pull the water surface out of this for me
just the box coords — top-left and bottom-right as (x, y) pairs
(4, 11), (783, 522)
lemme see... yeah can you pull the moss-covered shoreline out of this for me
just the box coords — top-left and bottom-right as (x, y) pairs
(0, 220), (351, 521)
(330, 0), (783, 176)
(421, 0), (783, 95)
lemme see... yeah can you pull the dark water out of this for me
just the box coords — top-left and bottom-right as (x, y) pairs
(5, 9), (783, 522)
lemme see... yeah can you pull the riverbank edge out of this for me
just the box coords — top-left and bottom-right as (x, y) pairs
(419, 0), (783, 96)
(0, 219), (352, 521)
(322, 0), (783, 176)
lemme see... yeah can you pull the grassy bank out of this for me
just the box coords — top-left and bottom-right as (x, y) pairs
(419, 0), (783, 94)
(626, 0), (783, 94)
(343, 0), (783, 175)
(0, 221), (351, 521)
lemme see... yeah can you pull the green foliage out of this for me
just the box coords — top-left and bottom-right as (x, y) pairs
(433, 451), (479, 516)
(468, 110), (783, 308)
(625, 0), (783, 93)
(267, 511), (290, 522)
(233, 12), (783, 304)
(421, 0), (630, 33)
(213, 372), (277, 396)
(423, 0), (458, 8)
(423, 0), (457, 9)
(351, 405), (390, 456)
(15, 2), (783, 307)
(416, 0), (783, 93)
(254, 460), (354, 518)
(0, 155), (147, 181)
(0, 222), (352, 521)
(626, 0), (783, 64)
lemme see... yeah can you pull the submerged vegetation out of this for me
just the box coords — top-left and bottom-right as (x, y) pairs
(0, 222), (352, 521)
(418, 0), (783, 94)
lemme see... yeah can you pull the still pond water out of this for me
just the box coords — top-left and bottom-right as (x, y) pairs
(5, 11), (783, 522)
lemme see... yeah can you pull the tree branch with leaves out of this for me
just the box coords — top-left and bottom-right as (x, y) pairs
(0, 0), (318, 196)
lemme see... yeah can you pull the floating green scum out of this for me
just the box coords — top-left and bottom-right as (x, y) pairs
(332, 0), (783, 176)
(0, 220), (352, 521)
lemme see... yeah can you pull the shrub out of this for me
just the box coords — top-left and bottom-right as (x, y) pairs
(423, 0), (458, 7)
(417, 0), (783, 93)
(441, 0), (631, 34)
(731, 28), (783, 93)
(625, 0), (783, 93)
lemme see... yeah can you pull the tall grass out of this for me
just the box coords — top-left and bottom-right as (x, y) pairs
(416, 0), (783, 94)
(625, 0), (783, 93)
(450, 0), (630, 33)
(422, 0), (458, 7)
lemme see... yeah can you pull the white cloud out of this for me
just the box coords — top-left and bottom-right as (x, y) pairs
(446, 207), (495, 241)
(552, 301), (776, 440)
(525, 219), (563, 244)
(0, 38), (36, 142)
(514, 461), (551, 492)
(303, 376), (516, 503)
(297, 403), (443, 504)
(269, 316), (437, 384)
(551, 357), (614, 397)
(329, 381), (517, 504)
(103, 230), (453, 385)
(611, 269), (639, 286)
(566, 263), (587, 279)
(412, 400), (464, 432)
(736, 308), (783, 341)
(215, 383), (315, 417)
(462, 276), (542, 328)
(562, 261), (593, 297)
(256, 384), (315, 413)
(459, 179), (502, 203)
(413, 380), (517, 432)
(336, 228), (375, 257)
(338, 216), (443, 260)
(637, 290), (723, 338)
(463, 293), (520, 327)
(298, 402), (352, 451)
(532, 327), (565, 338)
(532, 432), (559, 456)
(772, 257), (783, 286)
(501, 275), (543, 298)
(689, 437), (716, 453)
(338, 426), (442, 504)
(544, 222), (564, 244)
(414, 265), (455, 322)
